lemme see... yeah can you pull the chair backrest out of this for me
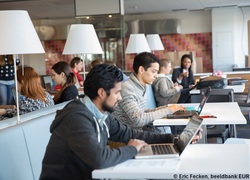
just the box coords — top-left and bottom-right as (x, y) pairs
(224, 138), (250, 144)
(191, 88), (234, 103)
(145, 84), (156, 109)
(0, 101), (69, 180)
(202, 88), (234, 102)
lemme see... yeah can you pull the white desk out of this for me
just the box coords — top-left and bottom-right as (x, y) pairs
(92, 144), (250, 179)
(190, 84), (245, 94)
(154, 102), (246, 138)
(154, 102), (246, 126)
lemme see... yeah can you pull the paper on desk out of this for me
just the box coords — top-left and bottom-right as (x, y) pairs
(113, 159), (180, 171)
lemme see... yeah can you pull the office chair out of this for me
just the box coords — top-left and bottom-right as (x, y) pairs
(191, 88), (234, 143)
(235, 85), (250, 126)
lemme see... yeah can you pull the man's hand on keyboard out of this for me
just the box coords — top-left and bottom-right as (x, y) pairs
(168, 104), (186, 113)
(127, 139), (148, 152)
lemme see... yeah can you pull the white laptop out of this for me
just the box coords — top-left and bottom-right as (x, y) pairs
(135, 113), (203, 159)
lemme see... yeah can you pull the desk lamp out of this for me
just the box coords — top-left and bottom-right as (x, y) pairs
(0, 10), (45, 123)
(125, 34), (151, 54)
(62, 24), (103, 80)
(146, 34), (164, 53)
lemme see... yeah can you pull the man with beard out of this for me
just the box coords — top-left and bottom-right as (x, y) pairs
(40, 64), (200, 180)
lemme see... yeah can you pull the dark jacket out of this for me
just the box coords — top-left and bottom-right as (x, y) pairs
(172, 68), (195, 88)
(40, 100), (174, 180)
(56, 85), (79, 104)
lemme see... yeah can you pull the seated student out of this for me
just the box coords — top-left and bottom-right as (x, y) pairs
(104, 60), (128, 81)
(172, 54), (195, 103)
(40, 64), (201, 180)
(111, 52), (184, 133)
(152, 59), (183, 106)
(51, 61), (79, 104)
(90, 59), (103, 69)
(70, 57), (83, 87)
(0, 66), (54, 117)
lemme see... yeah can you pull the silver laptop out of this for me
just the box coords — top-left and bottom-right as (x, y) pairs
(135, 113), (203, 159)
(166, 86), (211, 119)
(246, 85), (250, 103)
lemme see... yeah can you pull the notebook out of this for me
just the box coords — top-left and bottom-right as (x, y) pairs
(135, 113), (203, 159)
(166, 86), (211, 119)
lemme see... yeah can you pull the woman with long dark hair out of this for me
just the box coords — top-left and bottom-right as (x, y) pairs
(51, 61), (79, 104)
(172, 54), (195, 103)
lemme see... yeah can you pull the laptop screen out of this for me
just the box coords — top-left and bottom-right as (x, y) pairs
(196, 86), (211, 114)
(135, 113), (203, 159)
(178, 113), (204, 154)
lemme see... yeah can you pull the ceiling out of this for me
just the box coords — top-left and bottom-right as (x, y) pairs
(0, 0), (249, 19)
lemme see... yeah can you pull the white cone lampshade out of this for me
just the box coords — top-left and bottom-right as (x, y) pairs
(0, 10), (45, 124)
(0, 10), (45, 55)
(146, 34), (164, 51)
(63, 24), (103, 55)
(125, 34), (151, 54)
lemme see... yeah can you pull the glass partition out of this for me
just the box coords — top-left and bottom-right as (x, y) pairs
(79, 15), (125, 72)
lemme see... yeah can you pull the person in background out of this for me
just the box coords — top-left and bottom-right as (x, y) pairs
(90, 59), (103, 69)
(40, 64), (201, 180)
(70, 57), (83, 87)
(152, 59), (183, 106)
(0, 66), (54, 117)
(172, 54), (195, 103)
(112, 52), (184, 133)
(104, 60), (128, 81)
(0, 55), (20, 105)
(51, 61), (79, 104)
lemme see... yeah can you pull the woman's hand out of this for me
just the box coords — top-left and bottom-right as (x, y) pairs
(189, 84), (196, 89)
(180, 71), (189, 78)
(173, 82), (179, 87)
(178, 85), (183, 90)
(0, 109), (6, 115)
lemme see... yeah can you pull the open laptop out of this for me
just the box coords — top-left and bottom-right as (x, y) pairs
(135, 113), (203, 159)
(166, 86), (211, 119)
(45, 83), (58, 94)
(245, 85), (250, 104)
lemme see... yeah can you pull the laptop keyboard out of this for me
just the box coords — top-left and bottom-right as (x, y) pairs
(152, 144), (175, 154)
(175, 110), (196, 115)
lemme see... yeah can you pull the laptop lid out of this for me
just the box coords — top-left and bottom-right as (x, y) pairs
(135, 113), (203, 159)
(196, 86), (211, 114)
(245, 85), (250, 104)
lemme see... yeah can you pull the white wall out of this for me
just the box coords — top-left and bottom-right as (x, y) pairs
(241, 7), (250, 57)
(212, 7), (250, 72)
(22, 54), (46, 75)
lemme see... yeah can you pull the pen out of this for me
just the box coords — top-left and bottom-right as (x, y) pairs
(200, 115), (217, 118)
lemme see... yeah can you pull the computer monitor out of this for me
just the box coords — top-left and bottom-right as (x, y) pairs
(40, 75), (53, 90)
